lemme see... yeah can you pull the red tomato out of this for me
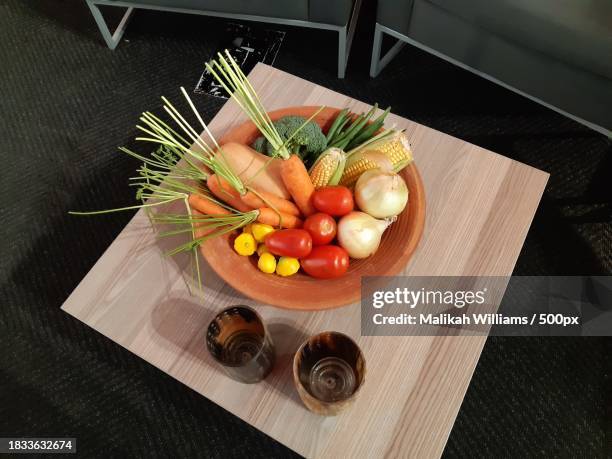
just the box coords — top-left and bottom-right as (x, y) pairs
(265, 229), (312, 258)
(312, 186), (354, 217)
(303, 213), (337, 246)
(301, 245), (349, 279)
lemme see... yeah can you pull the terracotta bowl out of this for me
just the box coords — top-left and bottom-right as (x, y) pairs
(200, 106), (425, 310)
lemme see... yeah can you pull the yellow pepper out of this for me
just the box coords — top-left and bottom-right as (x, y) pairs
(257, 252), (276, 274)
(234, 233), (256, 256)
(251, 223), (275, 243)
(276, 257), (300, 277)
(256, 244), (270, 256)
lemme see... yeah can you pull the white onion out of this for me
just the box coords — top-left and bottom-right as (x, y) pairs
(355, 169), (408, 218)
(337, 211), (392, 258)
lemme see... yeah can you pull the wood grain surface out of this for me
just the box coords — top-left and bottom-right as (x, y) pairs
(61, 64), (549, 458)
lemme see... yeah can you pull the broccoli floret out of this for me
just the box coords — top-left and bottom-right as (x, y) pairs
(272, 115), (327, 157)
(251, 136), (268, 153)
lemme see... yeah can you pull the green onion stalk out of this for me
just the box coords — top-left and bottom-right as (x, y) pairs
(139, 83), (300, 223)
(205, 50), (325, 159)
(70, 87), (261, 289)
(326, 103), (391, 151)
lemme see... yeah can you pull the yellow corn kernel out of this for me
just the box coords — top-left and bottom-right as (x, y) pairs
(366, 131), (413, 169)
(309, 148), (346, 189)
(340, 157), (382, 187)
(340, 131), (413, 187)
(309, 154), (336, 188)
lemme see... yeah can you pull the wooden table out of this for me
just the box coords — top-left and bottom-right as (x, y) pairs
(62, 64), (548, 458)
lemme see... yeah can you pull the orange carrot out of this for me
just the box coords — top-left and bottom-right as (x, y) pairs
(241, 187), (300, 216)
(188, 193), (230, 215)
(280, 154), (316, 216)
(257, 207), (303, 229)
(206, 174), (252, 212)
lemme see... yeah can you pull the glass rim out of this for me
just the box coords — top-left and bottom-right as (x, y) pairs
(206, 305), (269, 367)
(292, 330), (366, 402)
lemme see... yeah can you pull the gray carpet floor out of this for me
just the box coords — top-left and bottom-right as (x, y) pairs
(1, 1), (610, 457)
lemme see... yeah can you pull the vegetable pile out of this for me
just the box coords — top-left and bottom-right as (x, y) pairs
(72, 50), (415, 286)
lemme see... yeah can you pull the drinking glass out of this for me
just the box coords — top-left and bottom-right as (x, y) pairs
(206, 305), (275, 383)
(293, 331), (365, 415)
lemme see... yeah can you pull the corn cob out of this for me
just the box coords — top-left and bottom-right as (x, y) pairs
(308, 147), (347, 189)
(340, 130), (413, 187)
(340, 151), (393, 188)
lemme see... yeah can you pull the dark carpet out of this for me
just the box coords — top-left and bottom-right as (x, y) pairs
(1, 1), (610, 457)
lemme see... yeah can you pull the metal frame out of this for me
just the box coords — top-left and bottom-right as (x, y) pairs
(370, 23), (612, 137)
(86, 0), (362, 78)
(369, 23), (405, 78)
(86, 1), (134, 50)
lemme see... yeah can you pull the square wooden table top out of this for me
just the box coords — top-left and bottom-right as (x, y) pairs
(61, 63), (549, 458)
